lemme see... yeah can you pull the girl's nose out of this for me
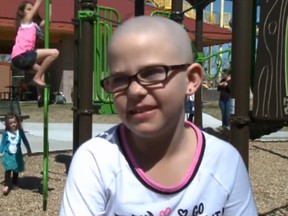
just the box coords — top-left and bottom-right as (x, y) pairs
(127, 80), (147, 97)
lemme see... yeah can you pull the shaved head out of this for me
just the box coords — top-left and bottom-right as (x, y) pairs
(105, 15), (203, 141)
(108, 16), (193, 64)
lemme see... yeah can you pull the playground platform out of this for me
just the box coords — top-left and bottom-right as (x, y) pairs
(0, 113), (287, 154)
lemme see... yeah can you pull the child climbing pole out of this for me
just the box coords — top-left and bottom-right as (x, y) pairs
(10, 0), (59, 105)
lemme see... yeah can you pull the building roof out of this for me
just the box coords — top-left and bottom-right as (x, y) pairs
(0, 0), (231, 52)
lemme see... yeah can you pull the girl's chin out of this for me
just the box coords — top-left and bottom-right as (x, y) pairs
(128, 122), (164, 137)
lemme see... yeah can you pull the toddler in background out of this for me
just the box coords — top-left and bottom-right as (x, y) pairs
(0, 113), (32, 195)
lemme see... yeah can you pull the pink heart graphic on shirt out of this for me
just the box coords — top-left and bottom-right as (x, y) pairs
(159, 207), (171, 216)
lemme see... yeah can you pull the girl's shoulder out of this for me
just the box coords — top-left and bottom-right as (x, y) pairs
(1, 130), (7, 138)
(2, 129), (10, 135)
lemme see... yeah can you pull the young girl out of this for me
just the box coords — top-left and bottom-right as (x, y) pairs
(60, 16), (257, 215)
(11, 0), (59, 89)
(0, 113), (32, 195)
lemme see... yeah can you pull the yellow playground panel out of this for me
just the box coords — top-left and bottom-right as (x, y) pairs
(146, 0), (196, 18)
(146, 0), (231, 28)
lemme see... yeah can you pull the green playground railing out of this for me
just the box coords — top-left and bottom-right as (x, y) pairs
(93, 6), (120, 114)
(78, 6), (120, 115)
(198, 49), (232, 80)
(150, 10), (171, 18)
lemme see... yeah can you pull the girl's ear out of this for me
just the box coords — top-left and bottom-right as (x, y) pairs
(186, 63), (203, 95)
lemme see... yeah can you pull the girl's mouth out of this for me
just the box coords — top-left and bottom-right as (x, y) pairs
(129, 106), (156, 115)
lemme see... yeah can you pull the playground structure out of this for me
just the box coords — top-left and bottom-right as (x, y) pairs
(147, 0), (231, 28)
(147, 0), (198, 19)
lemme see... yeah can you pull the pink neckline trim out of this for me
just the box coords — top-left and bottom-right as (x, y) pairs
(120, 121), (203, 193)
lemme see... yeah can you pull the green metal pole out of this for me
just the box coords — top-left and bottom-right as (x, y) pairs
(43, 0), (50, 211)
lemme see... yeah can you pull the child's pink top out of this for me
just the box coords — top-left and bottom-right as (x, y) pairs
(11, 22), (37, 59)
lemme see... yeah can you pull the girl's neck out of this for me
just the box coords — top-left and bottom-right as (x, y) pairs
(124, 123), (196, 169)
(8, 128), (18, 133)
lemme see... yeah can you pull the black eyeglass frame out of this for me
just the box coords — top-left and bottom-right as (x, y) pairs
(100, 64), (190, 93)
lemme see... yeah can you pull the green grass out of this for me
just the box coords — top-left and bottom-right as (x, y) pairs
(20, 101), (222, 123)
(20, 102), (121, 123)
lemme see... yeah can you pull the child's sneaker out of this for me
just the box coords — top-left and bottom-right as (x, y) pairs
(2, 186), (9, 195)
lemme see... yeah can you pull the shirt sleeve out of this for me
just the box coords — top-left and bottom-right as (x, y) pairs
(223, 155), (258, 216)
(19, 128), (31, 153)
(59, 142), (106, 216)
(0, 131), (8, 153)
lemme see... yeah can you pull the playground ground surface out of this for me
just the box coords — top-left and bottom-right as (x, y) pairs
(0, 143), (286, 215)
(0, 102), (287, 215)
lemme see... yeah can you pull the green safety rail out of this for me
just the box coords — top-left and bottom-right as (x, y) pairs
(93, 6), (120, 114)
(78, 6), (120, 115)
(150, 10), (171, 18)
(198, 49), (232, 80)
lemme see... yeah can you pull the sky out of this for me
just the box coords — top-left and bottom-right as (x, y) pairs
(207, 0), (233, 14)
(204, 0), (260, 24)
(204, 0), (233, 27)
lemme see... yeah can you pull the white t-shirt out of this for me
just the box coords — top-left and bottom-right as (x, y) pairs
(60, 122), (257, 216)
